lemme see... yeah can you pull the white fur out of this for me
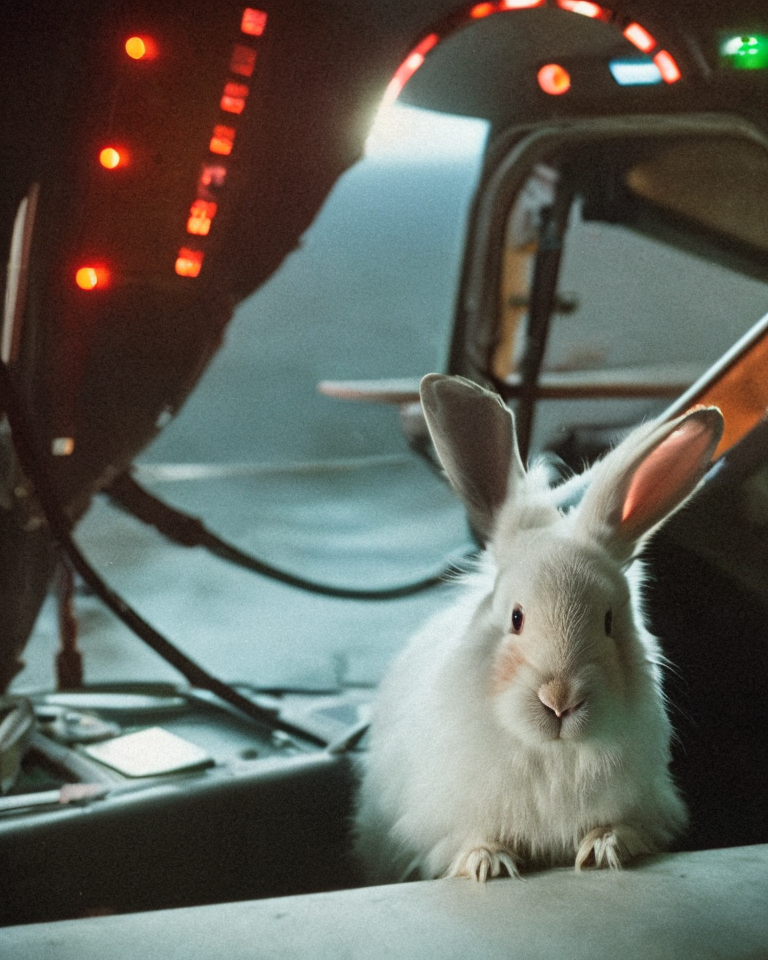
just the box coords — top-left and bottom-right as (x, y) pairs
(353, 379), (720, 884)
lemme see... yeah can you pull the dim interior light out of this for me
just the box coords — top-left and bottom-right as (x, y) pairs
(653, 49), (681, 83)
(175, 248), (204, 278)
(241, 8), (268, 36)
(230, 44), (257, 77)
(220, 81), (249, 114)
(538, 62), (571, 94)
(75, 266), (110, 290)
(125, 35), (157, 60)
(52, 437), (75, 457)
(187, 199), (217, 236)
(623, 22), (656, 53)
(209, 125), (235, 156)
(99, 146), (127, 169)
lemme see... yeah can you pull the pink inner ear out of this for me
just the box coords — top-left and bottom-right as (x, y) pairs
(621, 419), (713, 528)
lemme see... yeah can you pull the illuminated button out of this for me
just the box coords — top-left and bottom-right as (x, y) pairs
(75, 266), (110, 290)
(241, 8), (268, 36)
(609, 58), (662, 85)
(537, 63), (571, 95)
(220, 82), (249, 114)
(175, 249), (204, 278)
(720, 34), (768, 70)
(52, 437), (75, 456)
(230, 44), (257, 77)
(653, 50), (681, 83)
(623, 23), (656, 53)
(556, 0), (606, 17)
(187, 200), (217, 236)
(125, 36), (157, 60)
(209, 125), (235, 156)
(99, 147), (127, 169)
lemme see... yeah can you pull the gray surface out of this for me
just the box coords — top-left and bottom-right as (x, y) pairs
(7, 844), (768, 959)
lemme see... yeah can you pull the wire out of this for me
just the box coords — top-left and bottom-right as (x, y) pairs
(0, 360), (326, 746)
(106, 470), (467, 601)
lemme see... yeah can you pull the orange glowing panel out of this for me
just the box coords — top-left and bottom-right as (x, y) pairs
(556, 0), (607, 17)
(538, 63), (571, 94)
(653, 49), (682, 83)
(241, 8), (268, 36)
(125, 35), (157, 60)
(230, 44), (257, 77)
(623, 22), (656, 52)
(75, 266), (110, 290)
(175, 248), (204, 278)
(99, 147), (128, 169)
(210, 125), (235, 155)
(470, 2), (497, 16)
(187, 200), (217, 236)
(220, 81), (249, 114)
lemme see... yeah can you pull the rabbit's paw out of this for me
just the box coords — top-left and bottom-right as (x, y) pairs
(575, 825), (654, 871)
(445, 843), (520, 882)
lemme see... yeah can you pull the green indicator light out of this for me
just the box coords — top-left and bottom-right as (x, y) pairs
(720, 33), (768, 70)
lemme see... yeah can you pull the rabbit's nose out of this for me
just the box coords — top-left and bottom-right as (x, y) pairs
(538, 679), (585, 719)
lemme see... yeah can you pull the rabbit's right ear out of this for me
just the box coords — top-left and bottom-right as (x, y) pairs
(420, 374), (525, 540)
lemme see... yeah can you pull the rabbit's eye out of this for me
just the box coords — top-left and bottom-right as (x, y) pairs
(511, 605), (524, 634)
(604, 608), (613, 637)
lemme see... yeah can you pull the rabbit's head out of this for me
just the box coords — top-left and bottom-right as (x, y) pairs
(420, 374), (723, 750)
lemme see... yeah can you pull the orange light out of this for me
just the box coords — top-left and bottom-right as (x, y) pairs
(209, 125), (235, 156)
(75, 266), (110, 290)
(230, 44), (257, 77)
(470, 2), (497, 17)
(500, 0), (545, 8)
(125, 35), (157, 60)
(537, 63), (571, 95)
(653, 49), (682, 83)
(556, 0), (607, 17)
(241, 8), (268, 36)
(623, 22), (656, 52)
(187, 200), (217, 236)
(99, 147), (127, 169)
(175, 248), (204, 278)
(220, 81), (249, 114)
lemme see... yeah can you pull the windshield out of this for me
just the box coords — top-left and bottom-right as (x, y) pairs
(14, 103), (489, 694)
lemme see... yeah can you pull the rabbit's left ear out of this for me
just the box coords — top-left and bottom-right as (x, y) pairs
(575, 406), (724, 560)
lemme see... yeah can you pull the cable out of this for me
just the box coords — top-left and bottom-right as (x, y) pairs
(106, 470), (467, 601)
(0, 361), (326, 746)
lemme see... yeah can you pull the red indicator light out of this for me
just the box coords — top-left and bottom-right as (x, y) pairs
(125, 36), (157, 60)
(230, 44), (257, 77)
(653, 49), (681, 83)
(470, 2), (497, 17)
(623, 22), (656, 53)
(210, 125), (235, 156)
(383, 33), (440, 107)
(538, 63), (571, 95)
(175, 249), (204, 278)
(241, 8), (267, 36)
(220, 81), (249, 114)
(500, 0), (545, 9)
(99, 147), (128, 169)
(187, 200), (217, 236)
(556, 0), (607, 17)
(75, 266), (110, 290)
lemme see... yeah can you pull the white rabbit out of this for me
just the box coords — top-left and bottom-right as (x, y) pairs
(354, 374), (723, 883)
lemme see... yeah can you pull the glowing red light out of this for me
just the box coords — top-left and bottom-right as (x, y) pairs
(470, 1), (497, 16)
(75, 266), (110, 290)
(99, 147), (128, 169)
(187, 200), (217, 236)
(210, 125), (235, 156)
(230, 44), (257, 77)
(653, 49), (682, 83)
(175, 249), (204, 278)
(556, 0), (607, 17)
(241, 8), (268, 36)
(220, 81), (249, 114)
(623, 22), (656, 52)
(383, 33), (440, 108)
(125, 36), (157, 60)
(538, 63), (571, 95)
(500, 0), (545, 8)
